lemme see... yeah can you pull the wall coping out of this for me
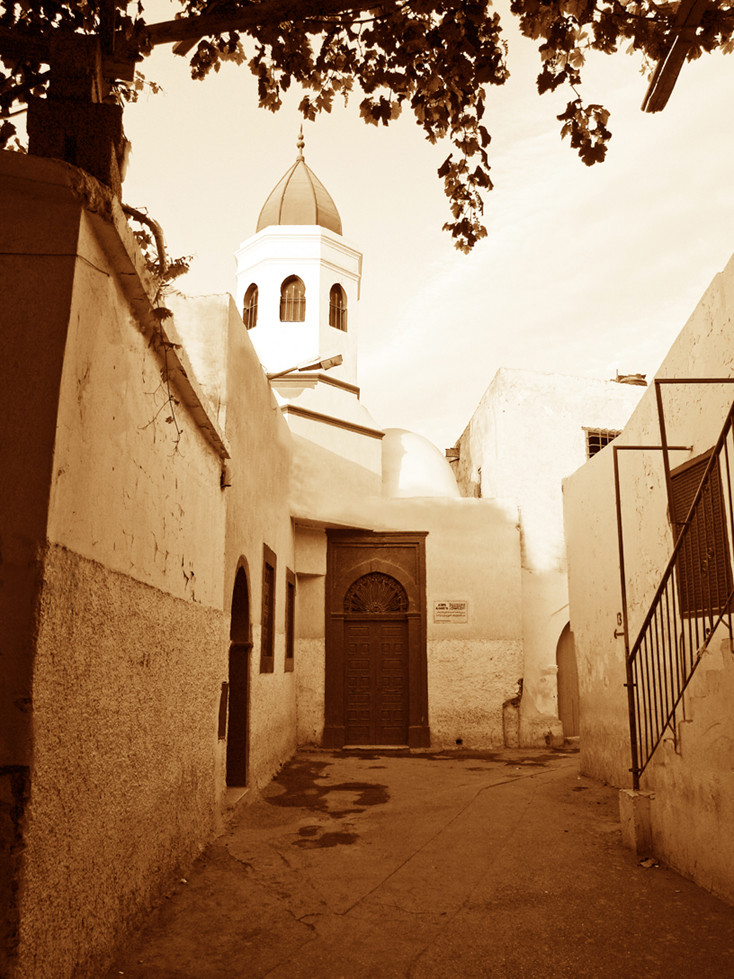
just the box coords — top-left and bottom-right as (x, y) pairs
(0, 150), (231, 460)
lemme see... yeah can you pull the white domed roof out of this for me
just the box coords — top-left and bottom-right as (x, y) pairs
(382, 428), (460, 499)
(256, 132), (342, 235)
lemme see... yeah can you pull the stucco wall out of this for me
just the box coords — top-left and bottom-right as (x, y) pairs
(0, 152), (84, 974)
(23, 547), (227, 979)
(0, 154), (231, 979)
(173, 293), (299, 790)
(453, 368), (643, 743)
(292, 527), (328, 745)
(291, 493), (523, 749)
(563, 447), (631, 786)
(564, 251), (734, 901)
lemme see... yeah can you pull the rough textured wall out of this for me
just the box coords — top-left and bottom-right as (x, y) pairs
(22, 547), (227, 979)
(519, 568), (569, 742)
(563, 448), (631, 786)
(47, 213), (226, 605)
(428, 639), (523, 747)
(294, 495), (523, 749)
(0, 153), (84, 970)
(1, 157), (230, 979)
(295, 637), (326, 744)
(645, 637), (734, 904)
(174, 294), (299, 791)
(564, 250), (734, 899)
(453, 368), (643, 745)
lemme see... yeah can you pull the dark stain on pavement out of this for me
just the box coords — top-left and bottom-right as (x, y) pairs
(293, 831), (360, 849)
(504, 752), (572, 767)
(264, 758), (389, 817)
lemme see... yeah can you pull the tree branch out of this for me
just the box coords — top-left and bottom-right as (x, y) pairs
(145, 0), (399, 47)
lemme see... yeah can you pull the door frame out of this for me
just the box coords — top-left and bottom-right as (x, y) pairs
(324, 530), (430, 748)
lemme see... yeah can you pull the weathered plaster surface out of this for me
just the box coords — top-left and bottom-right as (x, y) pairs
(564, 445), (631, 785)
(22, 546), (227, 979)
(247, 625), (298, 789)
(178, 294), (298, 790)
(644, 638), (734, 903)
(295, 638), (327, 744)
(453, 368), (643, 746)
(48, 211), (226, 605)
(564, 251), (734, 899)
(0, 153), (234, 979)
(290, 490), (524, 749)
(428, 640), (523, 747)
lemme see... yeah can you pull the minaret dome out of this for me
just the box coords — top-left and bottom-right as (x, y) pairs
(256, 130), (342, 235)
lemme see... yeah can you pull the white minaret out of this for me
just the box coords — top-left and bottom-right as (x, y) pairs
(235, 130), (362, 386)
(235, 133), (382, 474)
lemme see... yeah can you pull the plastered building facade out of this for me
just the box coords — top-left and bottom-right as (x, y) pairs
(450, 369), (644, 745)
(1, 145), (528, 978)
(564, 253), (734, 903)
(0, 151), (297, 979)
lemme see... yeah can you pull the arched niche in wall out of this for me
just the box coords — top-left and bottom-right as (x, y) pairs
(556, 622), (579, 738)
(227, 562), (251, 786)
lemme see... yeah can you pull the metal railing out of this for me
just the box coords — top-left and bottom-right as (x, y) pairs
(625, 400), (734, 788)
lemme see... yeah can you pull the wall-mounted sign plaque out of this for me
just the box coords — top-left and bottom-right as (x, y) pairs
(433, 600), (469, 623)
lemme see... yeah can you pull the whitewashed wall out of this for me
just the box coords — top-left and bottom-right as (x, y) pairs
(564, 251), (734, 903)
(453, 368), (643, 744)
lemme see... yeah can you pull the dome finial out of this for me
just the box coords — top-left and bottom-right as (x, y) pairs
(297, 126), (305, 160)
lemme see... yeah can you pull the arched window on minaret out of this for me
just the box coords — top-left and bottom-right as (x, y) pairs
(243, 283), (258, 329)
(280, 275), (306, 322)
(329, 284), (347, 332)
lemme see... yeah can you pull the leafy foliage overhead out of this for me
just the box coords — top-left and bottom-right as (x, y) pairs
(1, 1), (733, 251)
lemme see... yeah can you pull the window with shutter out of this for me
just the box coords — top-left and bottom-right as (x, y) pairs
(243, 283), (258, 329)
(671, 451), (733, 618)
(260, 544), (276, 672)
(285, 570), (295, 672)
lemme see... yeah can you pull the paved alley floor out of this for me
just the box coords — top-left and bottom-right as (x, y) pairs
(108, 748), (734, 978)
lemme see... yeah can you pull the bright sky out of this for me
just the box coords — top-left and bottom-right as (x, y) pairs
(123, 1), (734, 450)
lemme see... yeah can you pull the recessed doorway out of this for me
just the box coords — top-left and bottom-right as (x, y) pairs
(324, 531), (430, 749)
(556, 622), (579, 738)
(226, 566), (251, 786)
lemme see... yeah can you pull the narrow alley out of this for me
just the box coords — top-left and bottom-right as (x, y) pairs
(108, 749), (734, 978)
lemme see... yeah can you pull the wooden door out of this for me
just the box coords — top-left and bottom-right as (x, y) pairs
(345, 617), (409, 745)
(227, 566), (250, 787)
(226, 642), (249, 786)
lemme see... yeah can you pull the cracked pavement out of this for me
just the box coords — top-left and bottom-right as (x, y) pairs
(108, 748), (734, 978)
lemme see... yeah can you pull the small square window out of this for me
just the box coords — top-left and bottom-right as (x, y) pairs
(584, 427), (622, 459)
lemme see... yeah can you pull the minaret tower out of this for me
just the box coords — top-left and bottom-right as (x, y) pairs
(235, 131), (362, 385)
(235, 133), (382, 474)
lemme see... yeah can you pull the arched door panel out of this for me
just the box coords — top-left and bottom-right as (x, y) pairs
(345, 616), (409, 745)
(325, 532), (430, 749)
